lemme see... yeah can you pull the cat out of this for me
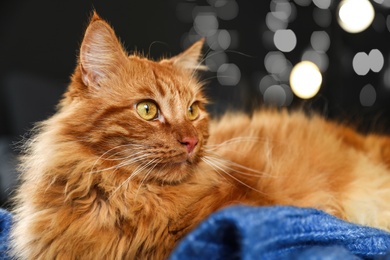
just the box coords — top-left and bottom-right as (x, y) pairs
(9, 12), (390, 259)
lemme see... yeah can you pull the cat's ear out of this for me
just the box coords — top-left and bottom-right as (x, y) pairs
(79, 12), (127, 89)
(169, 39), (207, 71)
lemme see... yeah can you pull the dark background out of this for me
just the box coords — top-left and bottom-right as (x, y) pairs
(1, 0), (390, 206)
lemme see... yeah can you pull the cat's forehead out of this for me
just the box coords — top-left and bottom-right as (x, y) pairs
(125, 56), (199, 101)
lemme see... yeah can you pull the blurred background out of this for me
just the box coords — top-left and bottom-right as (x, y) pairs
(1, 0), (390, 207)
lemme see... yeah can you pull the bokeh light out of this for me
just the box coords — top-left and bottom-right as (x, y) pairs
(177, 0), (388, 111)
(213, 0), (239, 20)
(310, 31), (330, 52)
(360, 84), (376, 106)
(353, 52), (370, 75)
(206, 30), (232, 50)
(384, 66), (390, 88)
(266, 12), (288, 32)
(369, 49), (384, 72)
(290, 61), (322, 99)
(205, 51), (228, 72)
(353, 49), (385, 75)
(259, 75), (279, 94)
(274, 29), (297, 52)
(337, 0), (375, 33)
(263, 84), (293, 107)
(313, 0), (332, 9)
(313, 8), (332, 28)
(302, 50), (329, 72)
(373, 0), (390, 8)
(294, 0), (311, 7)
(387, 16), (390, 32)
(217, 63), (241, 86)
(264, 51), (288, 75)
(194, 13), (219, 37)
(270, 0), (296, 22)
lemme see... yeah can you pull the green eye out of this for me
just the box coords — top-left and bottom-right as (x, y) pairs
(188, 102), (200, 121)
(136, 101), (158, 120)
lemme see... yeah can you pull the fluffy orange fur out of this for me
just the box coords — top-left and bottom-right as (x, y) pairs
(10, 13), (390, 259)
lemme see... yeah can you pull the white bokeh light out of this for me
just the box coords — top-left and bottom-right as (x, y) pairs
(352, 52), (370, 75)
(310, 31), (331, 52)
(194, 13), (219, 37)
(302, 50), (329, 72)
(205, 51), (228, 72)
(273, 29), (297, 52)
(313, 0), (332, 9)
(217, 63), (241, 86)
(271, 0), (294, 22)
(337, 0), (375, 33)
(266, 12), (288, 31)
(264, 51), (288, 75)
(264, 85), (287, 107)
(259, 75), (278, 94)
(289, 61), (322, 99)
(369, 49), (384, 72)
(353, 50), (384, 75)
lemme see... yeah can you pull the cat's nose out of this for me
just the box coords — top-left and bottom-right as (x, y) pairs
(179, 137), (198, 154)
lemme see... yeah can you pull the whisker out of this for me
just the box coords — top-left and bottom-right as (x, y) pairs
(201, 157), (265, 194)
(147, 41), (169, 58)
(89, 153), (153, 175)
(89, 144), (147, 174)
(201, 157), (231, 183)
(103, 150), (146, 162)
(134, 159), (163, 198)
(109, 158), (160, 199)
(204, 153), (274, 178)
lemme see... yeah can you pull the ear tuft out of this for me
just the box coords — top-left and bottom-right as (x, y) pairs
(170, 39), (207, 71)
(90, 10), (102, 23)
(79, 12), (127, 89)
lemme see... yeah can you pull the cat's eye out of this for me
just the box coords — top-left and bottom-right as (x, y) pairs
(136, 101), (159, 121)
(188, 102), (200, 121)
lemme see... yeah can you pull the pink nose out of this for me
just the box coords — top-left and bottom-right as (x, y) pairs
(179, 137), (198, 154)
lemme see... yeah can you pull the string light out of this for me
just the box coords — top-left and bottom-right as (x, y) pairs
(290, 61), (322, 99)
(337, 0), (375, 33)
(176, 1), (386, 110)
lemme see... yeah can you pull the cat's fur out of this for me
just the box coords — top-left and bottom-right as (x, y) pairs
(10, 13), (390, 259)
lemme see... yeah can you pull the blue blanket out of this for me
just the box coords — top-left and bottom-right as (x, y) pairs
(169, 206), (390, 260)
(0, 209), (12, 260)
(1, 206), (390, 259)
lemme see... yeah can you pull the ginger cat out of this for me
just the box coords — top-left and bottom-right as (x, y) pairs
(10, 13), (390, 259)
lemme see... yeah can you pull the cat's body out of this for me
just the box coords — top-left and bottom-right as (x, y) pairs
(10, 13), (390, 259)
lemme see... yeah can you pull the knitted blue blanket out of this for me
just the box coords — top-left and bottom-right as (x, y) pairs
(1, 206), (390, 259)
(169, 206), (390, 260)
